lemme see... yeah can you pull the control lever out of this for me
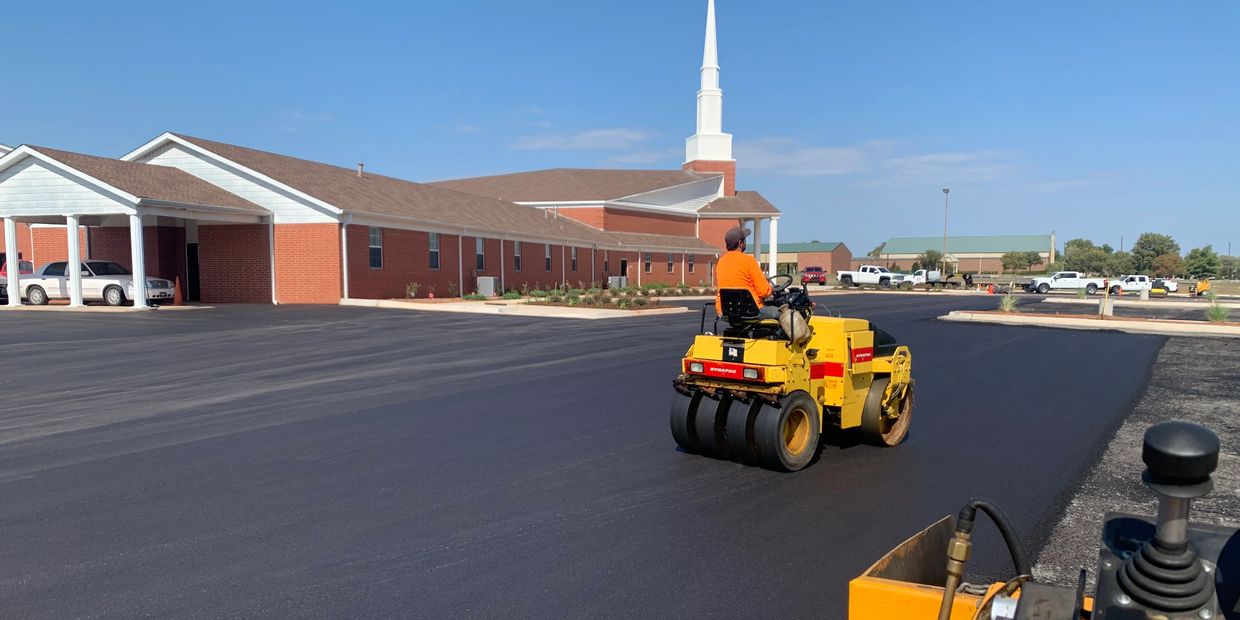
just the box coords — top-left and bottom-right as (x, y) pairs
(1114, 421), (1220, 615)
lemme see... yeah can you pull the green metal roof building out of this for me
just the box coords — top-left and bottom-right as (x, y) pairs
(865, 234), (1056, 273)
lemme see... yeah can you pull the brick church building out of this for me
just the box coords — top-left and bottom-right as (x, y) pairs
(0, 0), (780, 306)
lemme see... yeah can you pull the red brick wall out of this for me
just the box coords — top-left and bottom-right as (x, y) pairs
(83, 226), (186, 284)
(275, 223), (340, 304)
(344, 225), (472, 299)
(684, 160), (735, 196)
(630, 250), (718, 286)
(29, 226), (88, 266)
(557, 207), (606, 229)
(0, 222), (33, 265)
(697, 217), (743, 251)
(503, 240), (570, 292)
(604, 208), (696, 236)
(198, 224), (271, 303)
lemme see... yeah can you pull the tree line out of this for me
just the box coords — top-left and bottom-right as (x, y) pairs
(1023, 233), (1233, 278)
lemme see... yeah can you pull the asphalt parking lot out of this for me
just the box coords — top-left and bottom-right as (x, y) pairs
(0, 295), (1166, 618)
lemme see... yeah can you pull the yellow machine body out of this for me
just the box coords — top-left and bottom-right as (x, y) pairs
(679, 315), (911, 430)
(848, 516), (1094, 620)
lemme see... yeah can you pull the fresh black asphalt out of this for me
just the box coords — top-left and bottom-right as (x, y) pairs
(0, 295), (1165, 618)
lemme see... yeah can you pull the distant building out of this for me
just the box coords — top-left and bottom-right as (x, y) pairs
(855, 234), (1057, 273)
(760, 241), (852, 275)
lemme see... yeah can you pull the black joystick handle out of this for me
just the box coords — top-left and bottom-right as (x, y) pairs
(1141, 420), (1220, 500)
(1116, 421), (1221, 614)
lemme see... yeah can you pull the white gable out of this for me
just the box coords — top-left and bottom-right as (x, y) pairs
(132, 141), (336, 224)
(0, 156), (132, 217)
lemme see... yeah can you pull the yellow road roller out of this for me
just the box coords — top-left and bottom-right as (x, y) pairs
(671, 275), (914, 471)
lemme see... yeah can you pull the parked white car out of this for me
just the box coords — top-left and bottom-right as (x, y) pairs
(1026, 271), (1107, 295)
(836, 265), (906, 288)
(16, 261), (174, 306)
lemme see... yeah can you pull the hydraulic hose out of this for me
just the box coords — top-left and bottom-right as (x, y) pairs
(955, 498), (1031, 576)
(937, 498), (1031, 620)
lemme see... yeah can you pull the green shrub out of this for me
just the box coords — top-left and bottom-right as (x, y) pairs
(677, 282), (690, 290)
(999, 294), (1019, 313)
(529, 289), (550, 298)
(1205, 302), (1229, 323)
(642, 283), (662, 290)
(464, 293), (487, 301)
(618, 298), (631, 309)
(548, 295), (563, 303)
(448, 282), (459, 298)
(1076, 288), (1088, 300)
(502, 291), (522, 300)
(587, 287), (602, 294)
(568, 288), (585, 296)
(632, 297), (649, 307)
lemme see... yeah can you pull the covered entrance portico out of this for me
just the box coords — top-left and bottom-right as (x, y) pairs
(0, 145), (269, 308)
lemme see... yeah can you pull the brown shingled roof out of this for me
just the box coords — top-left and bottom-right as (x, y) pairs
(431, 168), (717, 202)
(174, 135), (636, 243)
(31, 146), (266, 213)
(169, 135), (722, 253)
(699, 190), (778, 215)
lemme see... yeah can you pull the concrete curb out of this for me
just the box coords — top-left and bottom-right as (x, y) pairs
(340, 298), (689, 320)
(939, 310), (1240, 338)
(1040, 296), (1240, 310)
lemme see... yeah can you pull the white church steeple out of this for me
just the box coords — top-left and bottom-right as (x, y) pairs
(685, 0), (733, 165)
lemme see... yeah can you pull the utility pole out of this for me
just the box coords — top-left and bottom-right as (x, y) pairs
(942, 188), (950, 271)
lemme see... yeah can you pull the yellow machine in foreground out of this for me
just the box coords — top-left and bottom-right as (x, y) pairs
(671, 275), (914, 471)
(850, 421), (1236, 620)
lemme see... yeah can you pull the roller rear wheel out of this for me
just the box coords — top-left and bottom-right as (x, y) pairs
(694, 395), (731, 460)
(754, 392), (820, 472)
(725, 399), (761, 465)
(670, 391), (701, 454)
(860, 377), (913, 447)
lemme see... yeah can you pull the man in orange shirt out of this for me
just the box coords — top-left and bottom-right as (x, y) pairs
(715, 226), (780, 319)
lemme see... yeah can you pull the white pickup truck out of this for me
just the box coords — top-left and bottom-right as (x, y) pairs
(836, 265), (906, 289)
(1026, 271), (1107, 295)
(14, 260), (174, 306)
(1108, 274), (1179, 295)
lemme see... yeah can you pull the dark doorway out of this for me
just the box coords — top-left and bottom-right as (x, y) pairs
(185, 243), (201, 302)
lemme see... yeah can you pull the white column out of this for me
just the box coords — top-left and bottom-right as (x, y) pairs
(340, 217), (351, 299)
(4, 218), (21, 307)
(129, 213), (148, 308)
(681, 252), (686, 285)
(499, 237), (506, 293)
(767, 216), (779, 277)
(457, 233), (464, 296)
(268, 217), (278, 304)
(66, 215), (84, 307)
(751, 218), (762, 261)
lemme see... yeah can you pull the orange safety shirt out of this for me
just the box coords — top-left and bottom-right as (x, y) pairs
(715, 249), (773, 315)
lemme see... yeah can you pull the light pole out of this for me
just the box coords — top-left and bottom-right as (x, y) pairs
(942, 188), (950, 271)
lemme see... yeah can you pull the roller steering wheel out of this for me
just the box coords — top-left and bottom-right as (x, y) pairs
(769, 274), (794, 293)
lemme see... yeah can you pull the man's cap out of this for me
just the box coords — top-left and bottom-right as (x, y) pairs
(724, 226), (751, 249)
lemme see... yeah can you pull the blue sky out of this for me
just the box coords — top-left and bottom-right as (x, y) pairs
(3, 1), (1236, 254)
